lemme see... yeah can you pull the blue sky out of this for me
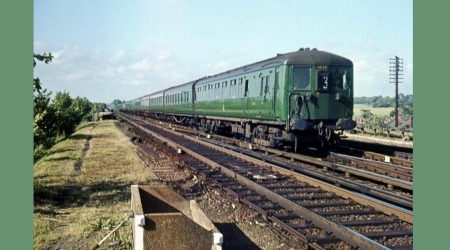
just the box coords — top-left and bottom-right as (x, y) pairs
(34, 0), (413, 103)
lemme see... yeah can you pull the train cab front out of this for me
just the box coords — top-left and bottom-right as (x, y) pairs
(287, 62), (356, 149)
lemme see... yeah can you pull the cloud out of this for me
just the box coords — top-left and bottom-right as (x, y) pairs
(129, 59), (152, 71)
(157, 50), (172, 61)
(110, 49), (127, 62)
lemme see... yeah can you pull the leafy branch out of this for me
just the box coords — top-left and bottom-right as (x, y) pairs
(34, 53), (54, 93)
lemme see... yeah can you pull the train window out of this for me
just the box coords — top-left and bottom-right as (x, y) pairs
(231, 79), (236, 86)
(332, 69), (343, 89)
(342, 70), (350, 89)
(293, 67), (310, 89)
(244, 80), (249, 97)
(264, 76), (270, 95)
(260, 77), (264, 95)
(332, 68), (352, 90)
(318, 71), (329, 90)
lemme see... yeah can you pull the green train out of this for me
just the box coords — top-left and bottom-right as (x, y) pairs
(122, 48), (356, 150)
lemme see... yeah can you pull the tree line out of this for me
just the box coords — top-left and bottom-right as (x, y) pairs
(34, 53), (107, 161)
(354, 94), (413, 117)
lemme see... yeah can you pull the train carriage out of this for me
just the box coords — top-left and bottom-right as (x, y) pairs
(123, 48), (356, 150)
(148, 90), (165, 116)
(161, 81), (195, 124)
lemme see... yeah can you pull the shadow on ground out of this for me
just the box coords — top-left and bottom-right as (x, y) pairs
(34, 179), (146, 210)
(215, 223), (261, 250)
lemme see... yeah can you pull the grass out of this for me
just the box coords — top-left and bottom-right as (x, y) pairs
(353, 104), (394, 118)
(34, 120), (156, 250)
(352, 104), (413, 140)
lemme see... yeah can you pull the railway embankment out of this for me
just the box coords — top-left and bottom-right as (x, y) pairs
(33, 120), (296, 250)
(33, 120), (156, 250)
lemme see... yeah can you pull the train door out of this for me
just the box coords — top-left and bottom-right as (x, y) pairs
(273, 67), (280, 114)
(289, 67), (312, 121)
(260, 74), (274, 116)
(192, 84), (197, 114)
(244, 79), (249, 111)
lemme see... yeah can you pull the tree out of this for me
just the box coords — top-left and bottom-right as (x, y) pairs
(360, 109), (385, 128)
(51, 91), (77, 137)
(33, 53), (96, 161)
(34, 88), (56, 150)
(34, 53), (55, 158)
(72, 97), (93, 122)
(34, 53), (53, 93)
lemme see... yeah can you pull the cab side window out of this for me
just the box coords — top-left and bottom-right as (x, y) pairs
(293, 67), (310, 89)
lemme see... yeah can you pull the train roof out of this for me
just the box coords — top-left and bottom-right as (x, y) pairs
(280, 48), (353, 66)
(196, 48), (352, 84)
(125, 48), (352, 101)
(164, 80), (197, 92)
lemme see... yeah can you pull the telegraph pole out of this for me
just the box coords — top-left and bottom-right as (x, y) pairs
(389, 56), (403, 127)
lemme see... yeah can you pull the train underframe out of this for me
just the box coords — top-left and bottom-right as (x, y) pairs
(123, 110), (347, 151)
(191, 117), (342, 151)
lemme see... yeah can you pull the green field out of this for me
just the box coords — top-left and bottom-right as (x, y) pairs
(353, 104), (394, 118)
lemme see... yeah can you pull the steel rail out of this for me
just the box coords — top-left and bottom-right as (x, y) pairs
(119, 114), (412, 248)
(119, 113), (412, 222)
(202, 137), (413, 210)
(328, 152), (413, 181)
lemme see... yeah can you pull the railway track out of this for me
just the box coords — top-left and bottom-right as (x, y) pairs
(136, 115), (413, 207)
(202, 138), (412, 208)
(117, 113), (413, 249)
(338, 139), (413, 164)
(326, 152), (412, 182)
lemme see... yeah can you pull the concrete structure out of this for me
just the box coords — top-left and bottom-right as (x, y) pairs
(93, 111), (116, 121)
(130, 185), (223, 250)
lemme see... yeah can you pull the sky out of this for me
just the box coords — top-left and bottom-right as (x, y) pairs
(34, 0), (413, 104)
